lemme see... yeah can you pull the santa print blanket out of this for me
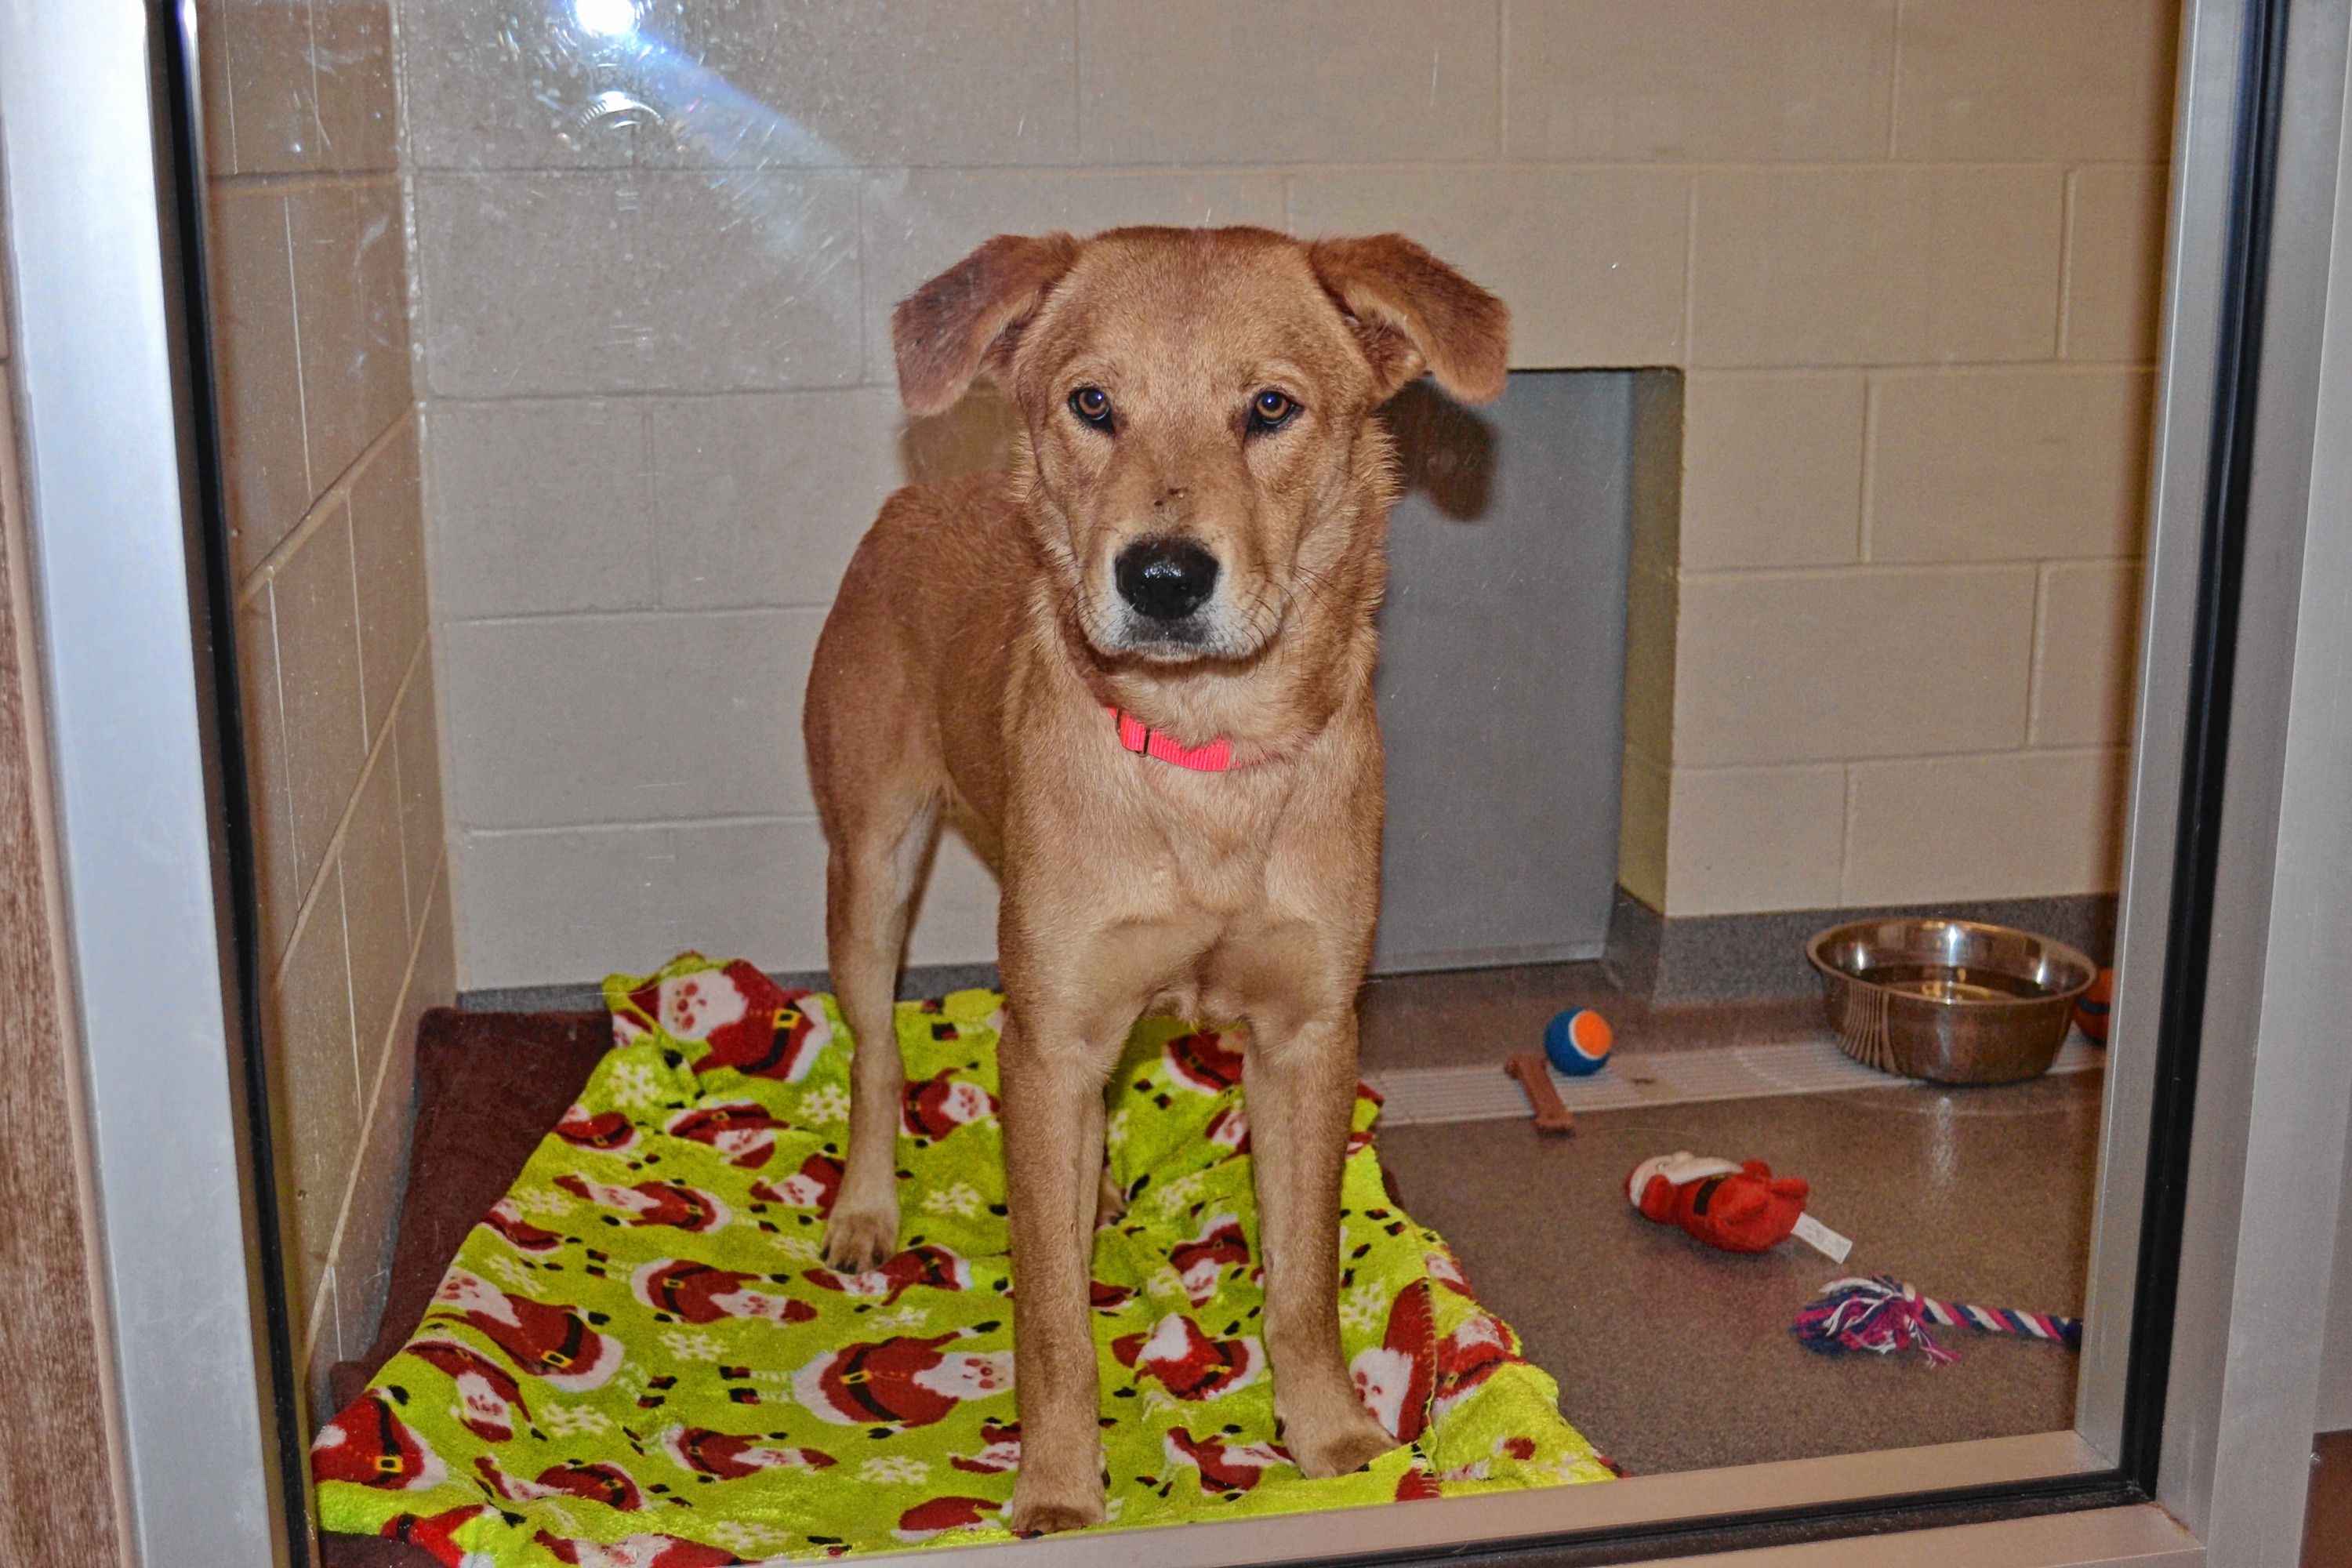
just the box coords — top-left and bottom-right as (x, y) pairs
(314, 952), (1612, 1565)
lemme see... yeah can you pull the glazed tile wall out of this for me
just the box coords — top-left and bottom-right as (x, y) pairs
(199, 0), (456, 1422)
(401, 0), (2180, 985)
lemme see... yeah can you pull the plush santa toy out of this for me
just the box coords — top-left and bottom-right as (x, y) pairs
(1627, 1151), (1844, 1258)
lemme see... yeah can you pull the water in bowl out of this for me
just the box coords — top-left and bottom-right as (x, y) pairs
(1854, 961), (2050, 1004)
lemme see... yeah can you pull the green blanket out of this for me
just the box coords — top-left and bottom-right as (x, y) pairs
(314, 953), (1611, 1564)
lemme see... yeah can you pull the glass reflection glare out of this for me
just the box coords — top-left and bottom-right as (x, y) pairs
(571, 0), (639, 40)
(546, 0), (859, 256)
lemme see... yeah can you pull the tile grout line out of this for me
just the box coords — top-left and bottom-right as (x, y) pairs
(1838, 764), (1861, 905)
(2026, 562), (2056, 746)
(1680, 557), (2122, 586)
(1886, 0), (1905, 162)
(851, 176), (870, 389)
(256, 578), (298, 909)
(1494, 0), (1510, 160)
(449, 602), (834, 630)
(342, 505), (372, 749)
(333, 865), (361, 1162)
(209, 0), (237, 170)
(1675, 742), (2129, 779)
(271, 633), (429, 993)
(309, 1266), (341, 1391)
(453, 742), (2120, 844)
(238, 405), (415, 608)
(405, 157), (2154, 180)
(278, 193), (318, 510)
(442, 556), (2151, 632)
(1855, 373), (1880, 563)
(1366, 1036), (2105, 1127)
(1679, 172), (1699, 358)
(303, 845), (448, 1368)
(2056, 169), (2080, 358)
(214, 169), (406, 194)
(640, 401), (663, 612)
(296, 0), (328, 174)
(411, 359), (2161, 413)
(386, 721), (413, 941)
(1676, 361), (2160, 382)
(1069, 0), (1085, 161)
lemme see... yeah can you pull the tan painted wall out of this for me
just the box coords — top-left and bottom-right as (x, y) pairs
(199, 0), (456, 1415)
(402, 0), (2177, 986)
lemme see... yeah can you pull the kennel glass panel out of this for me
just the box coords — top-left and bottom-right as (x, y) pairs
(171, 0), (2226, 1559)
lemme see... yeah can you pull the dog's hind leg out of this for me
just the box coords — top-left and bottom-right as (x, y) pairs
(818, 787), (942, 1272)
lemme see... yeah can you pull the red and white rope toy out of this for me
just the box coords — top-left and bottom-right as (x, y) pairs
(1790, 1274), (2081, 1366)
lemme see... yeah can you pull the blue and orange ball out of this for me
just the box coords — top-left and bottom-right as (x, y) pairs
(2074, 969), (2114, 1043)
(1544, 1008), (1613, 1076)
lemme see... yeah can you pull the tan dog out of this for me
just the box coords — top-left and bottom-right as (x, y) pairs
(803, 225), (1507, 1532)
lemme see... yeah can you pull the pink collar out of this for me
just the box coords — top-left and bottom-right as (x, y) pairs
(1109, 706), (1241, 771)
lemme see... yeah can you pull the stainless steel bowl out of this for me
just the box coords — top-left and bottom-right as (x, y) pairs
(1806, 918), (2097, 1084)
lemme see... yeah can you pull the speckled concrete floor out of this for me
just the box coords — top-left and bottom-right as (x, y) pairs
(1376, 1069), (2103, 1476)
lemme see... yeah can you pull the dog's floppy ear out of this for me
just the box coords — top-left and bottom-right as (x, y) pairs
(892, 233), (1083, 417)
(1307, 235), (1510, 404)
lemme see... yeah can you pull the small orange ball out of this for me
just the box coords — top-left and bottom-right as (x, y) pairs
(1544, 1007), (1613, 1075)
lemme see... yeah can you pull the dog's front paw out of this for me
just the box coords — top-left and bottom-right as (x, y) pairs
(1285, 1409), (1399, 1479)
(1007, 1470), (1105, 1536)
(820, 1200), (899, 1272)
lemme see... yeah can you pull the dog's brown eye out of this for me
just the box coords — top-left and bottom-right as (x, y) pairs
(1248, 389), (1298, 433)
(1069, 386), (1114, 430)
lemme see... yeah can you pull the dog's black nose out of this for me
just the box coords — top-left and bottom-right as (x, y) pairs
(1115, 537), (1219, 623)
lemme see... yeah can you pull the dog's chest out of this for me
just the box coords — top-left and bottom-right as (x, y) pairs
(1166, 837), (1275, 922)
(1113, 768), (1294, 905)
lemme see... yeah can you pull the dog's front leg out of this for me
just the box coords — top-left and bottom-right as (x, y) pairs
(1000, 1017), (1112, 1534)
(1247, 1011), (1398, 1478)
(822, 1001), (907, 1270)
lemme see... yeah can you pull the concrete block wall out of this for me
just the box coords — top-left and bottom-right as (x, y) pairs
(399, 0), (2179, 989)
(199, 0), (456, 1414)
